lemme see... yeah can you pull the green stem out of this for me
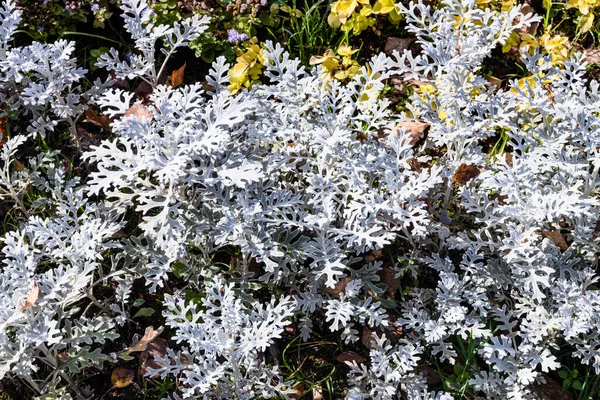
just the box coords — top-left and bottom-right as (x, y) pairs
(61, 31), (123, 45)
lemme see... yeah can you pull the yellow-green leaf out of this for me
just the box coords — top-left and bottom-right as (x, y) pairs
(580, 13), (594, 33)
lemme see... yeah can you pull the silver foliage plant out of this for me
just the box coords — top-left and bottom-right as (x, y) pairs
(1, 0), (600, 398)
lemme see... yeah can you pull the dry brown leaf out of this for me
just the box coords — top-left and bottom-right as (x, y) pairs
(19, 280), (39, 311)
(138, 337), (169, 378)
(384, 37), (414, 55)
(124, 104), (153, 121)
(335, 351), (367, 365)
(487, 75), (502, 88)
(288, 383), (305, 399)
(324, 277), (353, 298)
(530, 374), (572, 400)
(201, 80), (216, 93)
(585, 48), (600, 65)
(110, 367), (135, 389)
(361, 327), (376, 349)
(453, 164), (481, 185)
(542, 231), (569, 252)
(57, 352), (69, 362)
(363, 249), (382, 264)
(171, 62), (186, 88)
(134, 80), (154, 102)
(393, 121), (429, 146)
(83, 108), (111, 130)
(128, 326), (164, 353)
(377, 266), (398, 297)
(312, 387), (324, 400)
(14, 160), (25, 172)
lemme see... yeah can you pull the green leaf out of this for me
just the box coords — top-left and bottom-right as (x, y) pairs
(171, 261), (186, 278)
(119, 353), (135, 361)
(558, 370), (569, 379)
(579, 13), (594, 33)
(133, 298), (145, 307)
(133, 307), (155, 319)
(572, 380), (583, 391)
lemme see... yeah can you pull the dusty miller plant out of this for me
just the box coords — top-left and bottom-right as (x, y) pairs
(2, 0), (600, 398)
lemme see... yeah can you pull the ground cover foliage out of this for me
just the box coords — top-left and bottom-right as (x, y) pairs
(2, 0), (600, 399)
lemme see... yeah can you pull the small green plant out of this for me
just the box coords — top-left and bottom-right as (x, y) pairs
(267, 0), (339, 66)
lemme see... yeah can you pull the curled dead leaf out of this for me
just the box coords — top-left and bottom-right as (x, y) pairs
(585, 48), (600, 65)
(377, 266), (398, 297)
(128, 326), (164, 353)
(170, 62), (186, 88)
(324, 277), (353, 298)
(393, 121), (429, 146)
(110, 367), (135, 389)
(335, 351), (367, 364)
(384, 37), (414, 55)
(19, 280), (39, 311)
(83, 108), (111, 130)
(138, 337), (169, 378)
(288, 383), (304, 399)
(541, 230), (569, 252)
(453, 164), (481, 185)
(124, 104), (153, 121)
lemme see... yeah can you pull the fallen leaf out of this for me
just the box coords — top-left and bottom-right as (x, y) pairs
(363, 249), (382, 264)
(324, 277), (353, 298)
(288, 383), (304, 399)
(170, 62), (186, 88)
(134, 80), (153, 101)
(128, 326), (164, 353)
(542, 230), (569, 251)
(19, 280), (39, 311)
(384, 37), (414, 55)
(312, 387), (324, 400)
(393, 121), (429, 146)
(487, 75), (502, 88)
(200, 80), (216, 93)
(138, 337), (169, 378)
(124, 104), (153, 121)
(83, 108), (111, 130)
(530, 374), (572, 400)
(377, 266), (398, 297)
(585, 48), (600, 65)
(361, 327), (376, 349)
(110, 367), (135, 389)
(335, 351), (367, 364)
(453, 164), (481, 185)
